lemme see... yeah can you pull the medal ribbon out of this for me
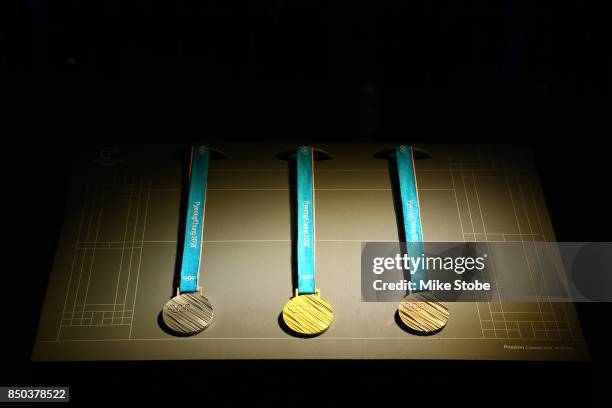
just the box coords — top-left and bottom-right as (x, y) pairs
(396, 145), (427, 292)
(296, 146), (316, 295)
(179, 146), (210, 294)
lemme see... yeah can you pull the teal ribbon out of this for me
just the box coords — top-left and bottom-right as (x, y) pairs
(396, 145), (427, 292)
(179, 146), (210, 293)
(296, 146), (316, 295)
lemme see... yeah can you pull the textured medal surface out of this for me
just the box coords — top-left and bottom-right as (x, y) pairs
(162, 293), (214, 335)
(398, 292), (449, 334)
(282, 295), (333, 336)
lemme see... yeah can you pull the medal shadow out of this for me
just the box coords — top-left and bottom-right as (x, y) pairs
(278, 157), (301, 337)
(383, 155), (407, 245)
(277, 313), (327, 338)
(171, 148), (193, 296)
(158, 311), (183, 337)
(393, 310), (446, 336)
(276, 148), (332, 337)
(156, 148), (193, 334)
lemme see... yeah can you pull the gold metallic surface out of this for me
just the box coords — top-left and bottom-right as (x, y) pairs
(398, 293), (449, 334)
(282, 294), (333, 336)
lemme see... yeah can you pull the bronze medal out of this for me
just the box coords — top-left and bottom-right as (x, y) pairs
(398, 292), (449, 334)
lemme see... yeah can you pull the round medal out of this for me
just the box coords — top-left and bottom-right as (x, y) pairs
(280, 146), (333, 337)
(162, 292), (214, 336)
(398, 292), (449, 334)
(282, 294), (333, 337)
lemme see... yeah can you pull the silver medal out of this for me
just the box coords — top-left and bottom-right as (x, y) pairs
(162, 291), (214, 335)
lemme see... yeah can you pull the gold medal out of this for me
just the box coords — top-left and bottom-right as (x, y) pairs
(282, 289), (333, 337)
(398, 292), (449, 334)
(280, 146), (333, 337)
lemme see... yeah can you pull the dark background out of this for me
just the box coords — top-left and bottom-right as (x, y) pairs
(1, 1), (610, 406)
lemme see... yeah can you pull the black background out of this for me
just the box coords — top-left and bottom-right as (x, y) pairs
(1, 1), (610, 406)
